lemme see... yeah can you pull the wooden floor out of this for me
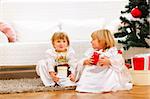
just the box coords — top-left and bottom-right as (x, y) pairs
(0, 86), (149, 99)
(0, 66), (150, 99)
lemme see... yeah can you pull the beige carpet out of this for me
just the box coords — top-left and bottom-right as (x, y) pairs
(0, 78), (75, 94)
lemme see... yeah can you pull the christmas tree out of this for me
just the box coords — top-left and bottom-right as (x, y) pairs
(114, 0), (150, 50)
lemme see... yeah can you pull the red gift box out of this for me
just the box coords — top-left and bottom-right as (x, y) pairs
(132, 54), (150, 70)
(92, 52), (100, 65)
(132, 57), (144, 70)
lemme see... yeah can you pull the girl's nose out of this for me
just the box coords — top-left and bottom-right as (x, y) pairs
(91, 41), (93, 44)
(90, 41), (92, 44)
(60, 41), (63, 44)
(60, 43), (63, 46)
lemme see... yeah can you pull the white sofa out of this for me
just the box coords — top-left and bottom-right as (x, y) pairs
(0, 0), (149, 66)
(1, 41), (150, 66)
(0, 41), (91, 66)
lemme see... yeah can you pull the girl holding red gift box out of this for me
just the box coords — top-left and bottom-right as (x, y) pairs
(75, 29), (132, 93)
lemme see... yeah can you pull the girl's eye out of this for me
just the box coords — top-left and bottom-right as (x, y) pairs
(57, 41), (60, 43)
(63, 41), (66, 43)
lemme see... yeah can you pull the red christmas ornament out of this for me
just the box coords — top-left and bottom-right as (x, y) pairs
(131, 7), (142, 18)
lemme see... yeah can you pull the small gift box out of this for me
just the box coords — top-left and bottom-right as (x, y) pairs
(92, 52), (100, 65)
(57, 66), (68, 77)
(131, 54), (150, 70)
(54, 64), (71, 77)
(91, 49), (104, 65)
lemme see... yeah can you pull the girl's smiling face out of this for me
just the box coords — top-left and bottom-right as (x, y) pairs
(53, 38), (68, 52)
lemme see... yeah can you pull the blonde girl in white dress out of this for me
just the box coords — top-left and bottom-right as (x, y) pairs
(76, 29), (132, 93)
(36, 32), (77, 87)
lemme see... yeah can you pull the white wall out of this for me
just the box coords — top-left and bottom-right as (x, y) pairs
(0, 0), (128, 22)
(0, 0), (128, 42)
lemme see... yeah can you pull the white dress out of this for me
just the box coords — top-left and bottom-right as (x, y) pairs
(36, 47), (77, 87)
(76, 47), (132, 93)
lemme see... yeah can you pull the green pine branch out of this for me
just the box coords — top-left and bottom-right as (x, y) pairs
(114, 0), (150, 50)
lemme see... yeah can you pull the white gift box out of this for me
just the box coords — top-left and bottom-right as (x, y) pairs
(130, 70), (150, 85)
(131, 54), (150, 70)
(57, 66), (68, 78)
(130, 53), (150, 85)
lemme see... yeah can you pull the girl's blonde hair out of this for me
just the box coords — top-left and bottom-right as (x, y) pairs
(51, 32), (70, 46)
(91, 29), (115, 49)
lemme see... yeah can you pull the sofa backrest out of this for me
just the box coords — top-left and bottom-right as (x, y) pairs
(0, 40), (149, 66)
(0, 0), (127, 42)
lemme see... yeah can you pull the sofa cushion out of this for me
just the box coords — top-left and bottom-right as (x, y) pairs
(12, 21), (60, 42)
(60, 18), (105, 40)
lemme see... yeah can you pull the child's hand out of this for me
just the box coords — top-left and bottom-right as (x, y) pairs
(97, 56), (111, 67)
(69, 73), (75, 82)
(49, 72), (59, 82)
(83, 58), (94, 65)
